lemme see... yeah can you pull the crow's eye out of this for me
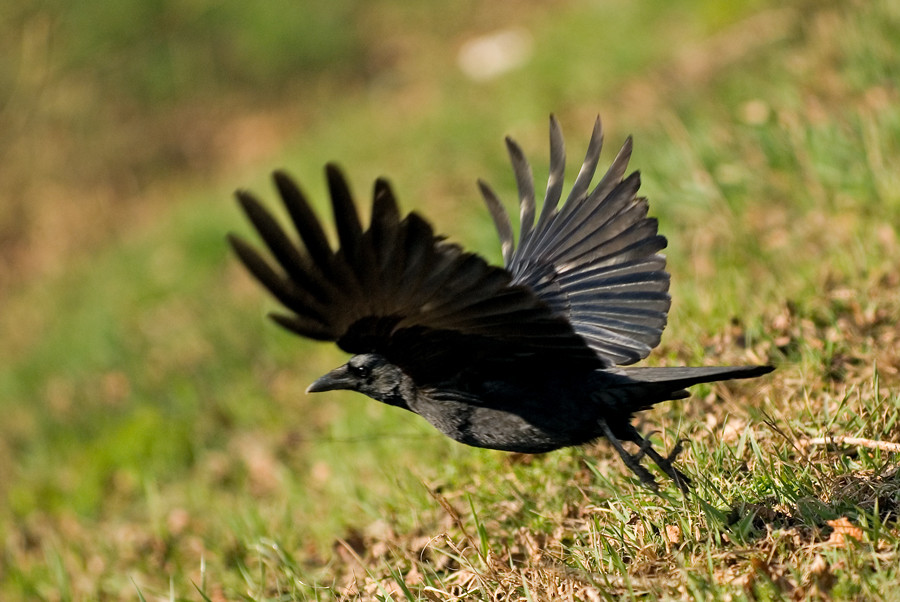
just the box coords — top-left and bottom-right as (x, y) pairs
(348, 363), (369, 378)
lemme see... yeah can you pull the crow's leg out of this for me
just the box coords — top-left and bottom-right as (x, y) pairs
(630, 433), (692, 494)
(597, 419), (660, 491)
(598, 420), (692, 493)
(631, 430), (660, 463)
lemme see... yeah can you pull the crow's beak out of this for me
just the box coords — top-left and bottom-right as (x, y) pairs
(306, 365), (355, 394)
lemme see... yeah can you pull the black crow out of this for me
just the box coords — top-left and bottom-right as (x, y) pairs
(228, 116), (773, 492)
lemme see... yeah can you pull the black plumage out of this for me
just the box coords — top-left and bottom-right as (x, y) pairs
(229, 116), (773, 492)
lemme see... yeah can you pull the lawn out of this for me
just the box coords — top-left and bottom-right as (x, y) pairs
(1, 0), (899, 599)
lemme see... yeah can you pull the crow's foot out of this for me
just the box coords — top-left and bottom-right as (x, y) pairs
(640, 438), (691, 493)
(598, 420), (691, 494)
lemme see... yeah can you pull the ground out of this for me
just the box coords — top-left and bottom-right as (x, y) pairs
(1, 0), (899, 599)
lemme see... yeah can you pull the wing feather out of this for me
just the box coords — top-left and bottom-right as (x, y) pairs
(537, 116), (566, 235)
(273, 170), (332, 267)
(327, 164), (365, 264)
(481, 116), (671, 365)
(228, 234), (310, 310)
(505, 137), (536, 250)
(230, 166), (602, 382)
(566, 116), (604, 209)
(477, 180), (514, 265)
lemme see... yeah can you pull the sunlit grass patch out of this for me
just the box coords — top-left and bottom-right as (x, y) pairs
(3, 0), (900, 599)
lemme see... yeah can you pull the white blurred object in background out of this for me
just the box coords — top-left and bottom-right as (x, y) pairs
(457, 28), (534, 81)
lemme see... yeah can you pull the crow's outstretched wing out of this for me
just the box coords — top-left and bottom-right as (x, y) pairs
(479, 116), (670, 367)
(229, 165), (602, 383)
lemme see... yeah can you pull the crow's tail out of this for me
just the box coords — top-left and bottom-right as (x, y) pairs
(596, 364), (773, 492)
(618, 364), (774, 407)
(623, 364), (774, 386)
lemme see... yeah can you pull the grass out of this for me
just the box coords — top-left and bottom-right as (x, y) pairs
(2, 0), (900, 599)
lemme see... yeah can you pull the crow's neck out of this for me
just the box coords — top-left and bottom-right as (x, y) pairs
(371, 374), (417, 412)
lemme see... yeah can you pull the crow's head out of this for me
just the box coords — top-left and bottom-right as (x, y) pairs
(306, 353), (412, 409)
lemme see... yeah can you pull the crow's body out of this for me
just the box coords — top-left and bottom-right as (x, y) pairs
(325, 354), (766, 455)
(230, 116), (773, 491)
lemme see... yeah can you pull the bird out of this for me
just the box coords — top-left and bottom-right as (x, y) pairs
(228, 115), (773, 492)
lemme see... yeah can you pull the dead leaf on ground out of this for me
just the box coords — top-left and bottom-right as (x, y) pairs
(825, 517), (863, 546)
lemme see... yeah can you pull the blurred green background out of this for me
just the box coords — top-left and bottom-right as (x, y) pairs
(1, 0), (899, 599)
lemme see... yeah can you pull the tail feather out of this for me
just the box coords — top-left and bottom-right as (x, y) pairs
(613, 364), (774, 410)
(623, 364), (774, 387)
